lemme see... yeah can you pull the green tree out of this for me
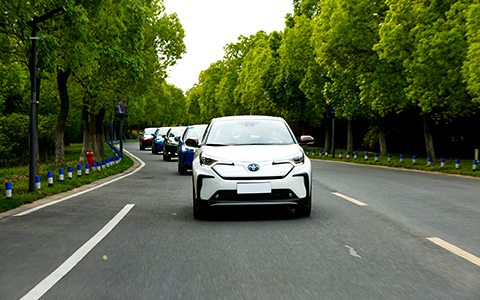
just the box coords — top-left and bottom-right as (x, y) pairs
(375, 0), (475, 160)
(463, 3), (480, 104)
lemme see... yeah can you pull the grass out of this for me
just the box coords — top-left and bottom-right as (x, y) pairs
(304, 148), (480, 178)
(0, 143), (134, 213)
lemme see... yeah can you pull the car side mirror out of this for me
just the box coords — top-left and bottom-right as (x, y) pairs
(185, 138), (200, 148)
(174, 136), (180, 142)
(299, 135), (314, 146)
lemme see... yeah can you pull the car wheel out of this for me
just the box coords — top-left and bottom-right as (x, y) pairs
(140, 143), (145, 150)
(295, 203), (311, 217)
(193, 188), (205, 219)
(163, 152), (170, 161)
(178, 163), (188, 175)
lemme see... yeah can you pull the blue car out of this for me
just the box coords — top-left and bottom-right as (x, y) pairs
(152, 127), (169, 155)
(177, 124), (207, 174)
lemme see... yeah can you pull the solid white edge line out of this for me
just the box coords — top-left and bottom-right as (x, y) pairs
(427, 237), (480, 268)
(332, 192), (368, 206)
(15, 149), (145, 216)
(20, 204), (135, 300)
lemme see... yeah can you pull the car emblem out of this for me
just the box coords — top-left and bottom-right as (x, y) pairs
(248, 163), (260, 172)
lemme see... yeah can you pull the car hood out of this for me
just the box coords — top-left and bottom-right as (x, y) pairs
(202, 144), (304, 178)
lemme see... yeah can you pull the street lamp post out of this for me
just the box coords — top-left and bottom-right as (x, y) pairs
(27, 7), (66, 193)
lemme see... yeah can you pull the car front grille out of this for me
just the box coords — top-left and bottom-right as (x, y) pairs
(209, 189), (298, 201)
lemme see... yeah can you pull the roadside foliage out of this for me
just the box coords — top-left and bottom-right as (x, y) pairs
(1, 0), (480, 169)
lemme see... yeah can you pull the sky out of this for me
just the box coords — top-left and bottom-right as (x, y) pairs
(162, 0), (294, 93)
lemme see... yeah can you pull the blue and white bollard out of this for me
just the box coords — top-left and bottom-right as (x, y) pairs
(306, 149), (310, 156)
(413, 155), (416, 165)
(388, 154), (391, 162)
(59, 169), (64, 182)
(6, 182), (12, 199)
(115, 156), (119, 164)
(102, 161), (106, 169)
(441, 158), (445, 167)
(400, 154), (404, 163)
(312, 150), (315, 156)
(77, 164), (82, 177)
(347, 151), (350, 159)
(354, 152), (357, 159)
(325, 150), (328, 157)
(36, 175), (41, 190)
(339, 151), (343, 159)
(427, 157), (431, 167)
(68, 167), (73, 179)
(318, 150), (322, 157)
(375, 153), (378, 162)
(85, 163), (90, 175)
(97, 162), (101, 171)
(48, 171), (53, 187)
(455, 159), (460, 169)
(364, 152), (368, 160)
(473, 160), (477, 171)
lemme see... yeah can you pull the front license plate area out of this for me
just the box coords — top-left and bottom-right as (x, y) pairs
(237, 182), (272, 194)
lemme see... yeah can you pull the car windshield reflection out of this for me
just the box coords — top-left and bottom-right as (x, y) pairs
(205, 120), (295, 146)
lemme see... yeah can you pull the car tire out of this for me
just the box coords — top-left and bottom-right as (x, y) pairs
(163, 152), (170, 161)
(192, 179), (207, 219)
(178, 163), (188, 175)
(140, 143), (145, 150)
(193, 192), (206, 220)
(295, 204), (311, 217)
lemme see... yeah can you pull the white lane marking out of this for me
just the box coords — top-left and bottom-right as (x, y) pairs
(345, 245), (362, 259)
(427, 237), (480, 267)
(332, 192), (368, 206)
(20, 204), (135, 300)
(15, 149), (144, 216)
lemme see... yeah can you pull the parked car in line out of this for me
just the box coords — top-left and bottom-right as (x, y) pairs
(152, 127), (170, 154)
(177, 124), (208, 174)
(139, 127), (158, 150)
(163, 126), (187, 161)
(186, 115), (314, 219)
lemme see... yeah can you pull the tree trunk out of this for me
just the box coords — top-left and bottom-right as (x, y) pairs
(423, 114), (436, 161)
(55, 67), (71, 165)
(378, 117), (388, 156)
(80, 105), (90, 163)
(347, 119), (353, 154)
(95, 108), (106, 158)
(324, 117), (332, 152)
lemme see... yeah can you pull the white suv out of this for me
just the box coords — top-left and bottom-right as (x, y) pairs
(186, 115), (314, 219)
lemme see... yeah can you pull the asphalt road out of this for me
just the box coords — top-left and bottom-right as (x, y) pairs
(1, 142), (480, 300)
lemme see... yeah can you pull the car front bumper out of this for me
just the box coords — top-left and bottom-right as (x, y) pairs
(193, 161), (312, 210)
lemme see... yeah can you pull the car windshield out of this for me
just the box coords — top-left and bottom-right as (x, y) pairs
(170, 127), (187, 137)
(185, 126), (207, 140)
(205, 119), (296, 146)
(158, 127), (169, 135)
(144, 128), (156, 135)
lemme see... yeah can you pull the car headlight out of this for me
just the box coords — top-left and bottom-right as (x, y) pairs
(273, 151), (305, 166)
(200, 153), (234, 167)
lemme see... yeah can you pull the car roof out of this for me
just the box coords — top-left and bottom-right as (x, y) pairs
(211, 115), (284, 122)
